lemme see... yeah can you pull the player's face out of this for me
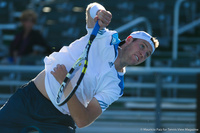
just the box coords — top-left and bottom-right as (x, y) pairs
(123, 38), (153, 66)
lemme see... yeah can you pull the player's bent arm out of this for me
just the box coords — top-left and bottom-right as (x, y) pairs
(86, 2), (112, 29)
(67, 95), (102, 128)
(51, 64), (102, 128)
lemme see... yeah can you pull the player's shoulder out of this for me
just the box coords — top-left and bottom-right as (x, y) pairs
(110, 31), (120, 46)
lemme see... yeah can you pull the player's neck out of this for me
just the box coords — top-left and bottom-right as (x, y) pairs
(114, 56), (124, 72)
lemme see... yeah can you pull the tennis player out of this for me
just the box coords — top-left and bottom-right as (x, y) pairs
(0, 2), (159, 133)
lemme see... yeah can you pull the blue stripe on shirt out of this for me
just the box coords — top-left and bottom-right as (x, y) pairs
(117, 74), (124, 95)
(110, 33), (121, 57)
(98, 100), (109, 110)
(110, 33), (124, 95)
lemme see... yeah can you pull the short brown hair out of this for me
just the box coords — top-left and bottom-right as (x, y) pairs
(151, 37), (159, 49)
(20, 10), (37, 24)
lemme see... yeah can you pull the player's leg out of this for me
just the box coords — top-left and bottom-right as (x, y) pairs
(0, 80), (75, 133)
(26, 81), (76, 133)
(20, 126), (42, 133)
(0, 83), (31, 132)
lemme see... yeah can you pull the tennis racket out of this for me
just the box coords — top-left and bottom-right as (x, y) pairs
(55, 21), (100, 106)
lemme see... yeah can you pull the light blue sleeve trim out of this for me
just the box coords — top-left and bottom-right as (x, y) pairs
(97, 100), (109, 110)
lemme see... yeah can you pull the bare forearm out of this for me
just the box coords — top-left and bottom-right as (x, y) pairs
(67, 95), (93, 128)
(51, 64), (102, 128)
(86, 7), (96, 28)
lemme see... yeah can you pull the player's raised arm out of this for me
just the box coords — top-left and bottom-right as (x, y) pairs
(86, 2), (112, 29)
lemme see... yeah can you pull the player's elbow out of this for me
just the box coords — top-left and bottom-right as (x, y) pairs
(76, 120), (91, 128)
(76, 123), (86, 128)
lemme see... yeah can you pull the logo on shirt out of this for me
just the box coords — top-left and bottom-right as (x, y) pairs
(111, 33), (121, 45)
(112, 37), (117, 44)
(108, 62), (114, 68)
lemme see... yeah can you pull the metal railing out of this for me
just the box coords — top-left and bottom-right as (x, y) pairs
(173, 0), (200, 60)
(0, 65), (199, 132)
(126, 66), (199, 132)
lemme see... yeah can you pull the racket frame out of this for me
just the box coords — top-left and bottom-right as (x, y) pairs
(55, 21), (100, 106)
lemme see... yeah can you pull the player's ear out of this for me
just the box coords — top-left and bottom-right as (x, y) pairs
(125, 36), (133, 44)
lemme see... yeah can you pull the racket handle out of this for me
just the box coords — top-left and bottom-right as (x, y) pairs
(91, 20), (100, 36)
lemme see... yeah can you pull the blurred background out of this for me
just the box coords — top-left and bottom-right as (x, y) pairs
(0, 0), (200, 133)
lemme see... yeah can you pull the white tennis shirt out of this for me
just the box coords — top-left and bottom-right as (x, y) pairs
(44, 27), (125, 114)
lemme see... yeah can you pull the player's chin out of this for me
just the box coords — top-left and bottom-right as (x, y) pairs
(129, 60), (138, 66)
(134, 60), (145, 66)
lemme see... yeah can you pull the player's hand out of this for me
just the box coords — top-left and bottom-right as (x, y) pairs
(51, 64), (67, 84)
(94, 10), (112, 28)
